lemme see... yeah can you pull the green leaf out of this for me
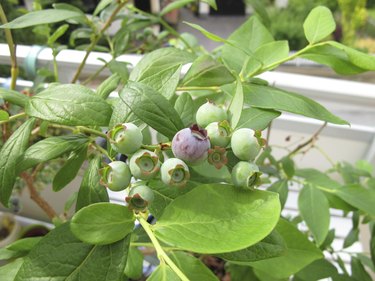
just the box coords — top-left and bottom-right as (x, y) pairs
(108, 60), (130, 81)
(71, 202), (135, 245)
(136, 64), (182, 100)
(184, 22), (228, 43)
(243, 0), (270, 27)
(227, 264), (258, 281)
(47, 24), (69, 45)
(52, 145), (87, 191)
(124, 246), (143, 279)
(154, 184), (280, 254)
(130, 48), (195, 82)
(244, 40), (289, 75)
(14, 223), (130, 281)
(295, 259), (338, 281)
(148, 180), (197, 218)
(243, 84), (348, 125)
(301, 41), (375, 75)
(280, 157), (295, 179)
(0, 118), (35, 206)
(229, 79), (244, 129)
(181, 55), (235, 87)
(217, 230), (286, 264)
(0, 9), (83, 29)
(160, 0), (195, 16)
(147, 263), (180, 281)
(0, 88), (29, 107)
(25, 84), (112, 126)
(18, 134), (89, 171)
(343, 228), (359, 249)
(0, 110), (9, 121)
(298, 185), (330, 245)
(303, 6), (336, 44)
(351, 257), (373, 281)
(0, 258), (24, 281)
(93, 0), (113, 16)
(119, 81), (184, 139)
(109, 98), (134, 128)
(237, 107), (280, 131)
(249, 219), (323, 278)
(222, 17), (274, 73)
(298, 169), (375, 216)
(76, 156), (109, 211)
(96, 73), (121, 99)
(333, 185), (375, 216)
(6, 237), (42, 252)
(267, 180), (289, 209)
(296, 169), (355, 211)
(174, 92), (196, 127)
(169, 251), (219, 281)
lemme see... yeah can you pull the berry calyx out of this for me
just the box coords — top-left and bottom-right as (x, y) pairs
(207, 146), (228, 169)
(231, 128), (261, 161)
(231, 161), (261, 189)
(161, 158), (190, 187)
(126, 185), (154, 212)
(206, 120), (232, 148)
(108, 123), (143, 155)
(129, 149), (161, 180)
(196, 101), (227, 128)
(172, 124), (210, 165)
(99, 161), (131, 191)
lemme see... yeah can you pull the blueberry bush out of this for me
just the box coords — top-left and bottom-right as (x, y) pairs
(1, 1), (375, 280)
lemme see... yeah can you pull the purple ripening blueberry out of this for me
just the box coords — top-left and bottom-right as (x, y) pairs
(172, 124), (211, 165)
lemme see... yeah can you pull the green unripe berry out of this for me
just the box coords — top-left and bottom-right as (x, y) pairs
(99, 161), (131, 191)
(206, 120), (232, 147)
(129, 149), (161, 180)
(161, 158), (190, 187)
(231, 161), (261, 189)
(126, 185), (154, 211)
(108, 123), (143, 155)
(196, 102), (227, 128)
(231, 128), (261, 161)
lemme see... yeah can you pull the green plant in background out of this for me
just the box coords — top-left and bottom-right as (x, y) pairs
(0, 1), (375, 280)
(338, 0), (368, 46)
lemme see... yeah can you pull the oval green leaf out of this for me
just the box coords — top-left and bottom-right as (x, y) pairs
(154, 184), (280, 254)
(0, 119), (35, 206)
(119, 81), (184, 139)
(249, 219), (323, 278)
(70, 203), (135, 245)
(237, 107), (280, 131)
(25, 84), (112, 126)
(0, 9), (84, 29)
(169, 251), (219, 281)
(76, 156), (109, 211)
(147, 264), (180, 281)
(14, 223), (130, 281)
(17, 134), (89, 172)
(243, 84), (348, 125)
(298, 185), (330, 245)
(216, 230), (286, 264)
(0, 89), (29, 107)
(303, 6), (336, 44)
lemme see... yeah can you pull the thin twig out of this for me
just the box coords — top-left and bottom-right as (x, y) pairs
(286, 122), (327, 158)
(266, 121), (272, 147)
(0, 4), (18, 90)
(0, 4), (18, 142)
(21, 172), (57, 220)
(71, 1), (127, 83)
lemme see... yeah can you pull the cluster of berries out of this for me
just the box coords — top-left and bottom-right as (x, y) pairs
(99, 101), (263, 211)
